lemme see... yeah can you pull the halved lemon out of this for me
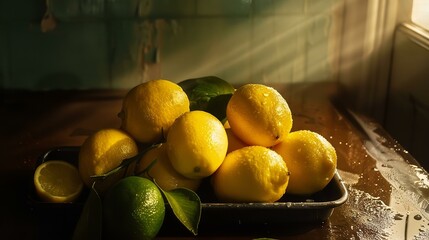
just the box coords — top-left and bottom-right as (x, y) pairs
(34, 160), (84, 203)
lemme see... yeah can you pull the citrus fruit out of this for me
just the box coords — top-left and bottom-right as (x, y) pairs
(225, 128), (248, 153)
(179, 76), (235, 121)
(103, 176), (165, 240)
(272, 130), (337, 195)
(78, 128), (138, 189)
(166, 110), (228, 179)
(33, 160), (83, 203)
(120, 79), (190, 144)
(224, 120), (247, 153)
(226, 83), (293, 147)
(212, 146), (290, 203)
(136, 143), (201, 191)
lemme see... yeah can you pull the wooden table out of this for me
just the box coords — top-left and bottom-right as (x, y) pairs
(1, 82), (428, 239)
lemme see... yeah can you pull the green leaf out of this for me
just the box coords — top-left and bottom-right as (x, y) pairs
(72, 185), (102, 240)
(157, 185), (201, 235)
(206, 93), (233, 122)
(178, 76), (235, 121)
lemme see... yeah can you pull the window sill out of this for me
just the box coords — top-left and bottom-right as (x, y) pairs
(399, 23), (429, 50)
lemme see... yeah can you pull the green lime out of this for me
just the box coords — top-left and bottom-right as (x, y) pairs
(103, 176), (165, 240)
(178, 76), (235, 122)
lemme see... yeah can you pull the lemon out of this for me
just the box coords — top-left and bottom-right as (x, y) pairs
(33, 160), (83, 203)
(120, 79), (190, 144)
(136, 143), (201, 191)
(225, 128), (248, 154)
(226, 83), (293, 147)
(166, 110), (228, 179)
(212, 146), (289, 203)
(78, 128), (138, 190)
(272, 130), (337, 195)
(103, 176), (165, 240)
(224, 120), (247, 153)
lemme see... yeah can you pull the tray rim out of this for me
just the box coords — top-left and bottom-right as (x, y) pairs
(29, 146), (348, 211)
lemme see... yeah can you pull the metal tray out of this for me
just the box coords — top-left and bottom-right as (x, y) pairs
(28, 147), (348, 237)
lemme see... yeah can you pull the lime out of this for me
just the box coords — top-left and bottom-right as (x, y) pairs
(103, 176), (165, 240)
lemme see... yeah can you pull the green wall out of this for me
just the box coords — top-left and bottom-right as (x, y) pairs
(0, 0), (340, 90)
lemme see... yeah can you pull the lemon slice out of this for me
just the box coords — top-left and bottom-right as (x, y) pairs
(34, 160), (84, 203)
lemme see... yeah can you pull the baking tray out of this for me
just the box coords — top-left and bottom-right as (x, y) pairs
(28, 146), (348, 237)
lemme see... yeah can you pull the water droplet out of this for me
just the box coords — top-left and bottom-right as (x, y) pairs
(381, 163), (393, 168)
(394, 213), (404, 220)
(414, 214), (423, 220)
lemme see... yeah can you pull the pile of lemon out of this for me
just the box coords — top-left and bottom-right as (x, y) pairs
(33, 77), (337, 239)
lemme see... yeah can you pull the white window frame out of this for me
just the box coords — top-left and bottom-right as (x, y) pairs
(337, 0), (419, 123)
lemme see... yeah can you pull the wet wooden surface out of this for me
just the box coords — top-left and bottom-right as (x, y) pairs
(1, 82), (428, 239)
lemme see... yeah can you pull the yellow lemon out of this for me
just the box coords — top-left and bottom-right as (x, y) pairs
(226, 84), (293, 147)
(225, 128), (248, 153)
(78, 128), (138, 190)
(33, 160), (83, 203)
(272, 130), (337, 195)
(224, 120), (247, 153)
(120, 79), (190, 144)
(136, 144), (201, 191)
(166, 110), (228, 179)
(212, 146), (290, 203)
